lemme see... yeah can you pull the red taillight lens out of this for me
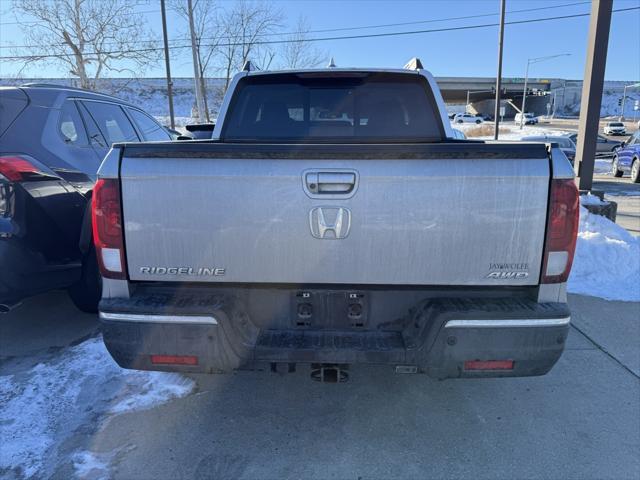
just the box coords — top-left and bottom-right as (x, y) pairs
(92, 178), (127, 279)
(0, 155), (45, 181)
(541, 178), (579, 284)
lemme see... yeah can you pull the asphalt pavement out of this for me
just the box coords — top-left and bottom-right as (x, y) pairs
(1, 289), (638, 480)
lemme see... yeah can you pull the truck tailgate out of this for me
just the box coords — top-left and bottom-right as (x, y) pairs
(120, 143), (549, 286)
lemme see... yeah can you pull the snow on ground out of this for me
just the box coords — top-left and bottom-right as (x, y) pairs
(0, 337), (194, 479)
(569, 206), (640, 302)
(452, 122), (570, 141)
(594, 158), (613, 174)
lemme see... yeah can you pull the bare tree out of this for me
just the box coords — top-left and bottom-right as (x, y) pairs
(10, 0), (159, 90)
(217, 0), (283, 90)
(278, 16), (326, 70)
(170, 0), (223, 121)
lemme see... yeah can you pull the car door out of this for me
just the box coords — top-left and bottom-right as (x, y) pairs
(55, 99), (103, 179)
(616, 133), (633, 171)
(76, 101), (109, 164)
(621, 133), (639, 170)
(595, 135), (610, 154)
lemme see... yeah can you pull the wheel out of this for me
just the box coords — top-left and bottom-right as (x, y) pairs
(631, 158), (640, 183)
(475, 119), (481, 124)
(68, 247), (102, 313)
(456, 119), (463, 124)
(611, 156), (623, 177)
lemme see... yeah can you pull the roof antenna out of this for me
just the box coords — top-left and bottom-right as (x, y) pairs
(403, 57), (423, 70)
(327, 57), (336, 68)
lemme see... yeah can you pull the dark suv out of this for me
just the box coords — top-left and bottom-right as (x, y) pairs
(0, 84), (172, 312)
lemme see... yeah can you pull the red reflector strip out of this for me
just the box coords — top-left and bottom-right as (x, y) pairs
(464, 360), (514, 371)
(150, 355), (198, 366)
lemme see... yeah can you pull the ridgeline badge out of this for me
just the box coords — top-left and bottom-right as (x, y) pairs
(140, 266), (225, 276)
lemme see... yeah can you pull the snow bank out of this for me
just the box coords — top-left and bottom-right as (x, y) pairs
(0, 337), (194, 479)
(568, 207), (640, 301)
(453, 123), (570, 141)
(580, 193), (607, 206)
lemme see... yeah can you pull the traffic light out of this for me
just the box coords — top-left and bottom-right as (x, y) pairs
(618, 98), (623, 106)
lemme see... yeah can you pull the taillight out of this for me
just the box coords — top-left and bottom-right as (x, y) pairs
(541, 178), (579, 283)
(92, 178), (127, 279)
(0, 155), (47, 181)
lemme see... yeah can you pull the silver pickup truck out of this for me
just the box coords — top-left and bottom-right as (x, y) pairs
(93, 63), (579, 380)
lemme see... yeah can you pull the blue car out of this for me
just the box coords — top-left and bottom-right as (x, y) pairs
(612, 130), (640, 183)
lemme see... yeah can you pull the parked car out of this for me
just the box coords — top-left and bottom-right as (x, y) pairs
(603, 122), (626, 135)
(565, 132), (621, 156)
(515, 112), (538, 125)
(522, 135), (577, 165)
(0, 84), (172, 312)
(611, 130), (640, 182)
(95, 61), (578, 380)
(453, 113), (483, 124)
(185, 123), (216, 139)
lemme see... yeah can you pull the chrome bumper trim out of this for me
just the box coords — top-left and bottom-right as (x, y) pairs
(99, 311), (218, 325)
(444, 317), (570, 328)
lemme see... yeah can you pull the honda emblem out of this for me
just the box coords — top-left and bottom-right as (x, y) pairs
(309, 207), (351, 239)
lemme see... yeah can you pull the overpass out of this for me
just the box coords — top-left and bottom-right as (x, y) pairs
(434, 76), (563, 117)
(434, 76), (558, 102)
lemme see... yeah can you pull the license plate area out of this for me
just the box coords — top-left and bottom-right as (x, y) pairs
(291, 290), (369, 329)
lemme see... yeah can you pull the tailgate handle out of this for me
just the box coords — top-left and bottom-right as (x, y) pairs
(306, 172), (356, 194)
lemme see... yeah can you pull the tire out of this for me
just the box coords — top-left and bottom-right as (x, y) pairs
(456, 120), (463, 124)
(475, 119), (481, 124)
(68, 247), (102, 313)
(611, 156), (623, 177)
(631, 158), (640, 183)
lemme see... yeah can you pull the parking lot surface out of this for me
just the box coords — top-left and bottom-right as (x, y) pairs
(593, 175), (640, 236)
(1, 290), (638, 480)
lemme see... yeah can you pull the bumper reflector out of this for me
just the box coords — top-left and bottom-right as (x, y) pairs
(150, 355), (198, 366)
(464, 360), (514, 371)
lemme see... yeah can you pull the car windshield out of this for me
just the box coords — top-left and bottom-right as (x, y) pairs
(609, 122), (624, 127)
(223, 73), (443, 142)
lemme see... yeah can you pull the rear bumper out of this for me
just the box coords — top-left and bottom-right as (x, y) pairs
(0, 236), (80, 305)
(99, 289), (570, 379)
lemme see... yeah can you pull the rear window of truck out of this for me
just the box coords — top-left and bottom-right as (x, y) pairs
(222, 73), (444, 142)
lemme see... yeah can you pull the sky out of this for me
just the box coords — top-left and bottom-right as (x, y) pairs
(0, 0), (638, 81)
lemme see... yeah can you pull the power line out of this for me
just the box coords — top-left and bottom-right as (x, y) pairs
(0, 1), (591, 50)
(0, 6), (637, 61)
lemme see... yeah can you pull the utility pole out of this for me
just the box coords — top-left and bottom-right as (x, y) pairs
(160, 0), (175, 129)
(519, 54), (571, 129)
(575, 0), (613, 191)
(519, 61), (530, 129)
(494, 0), (506, 140)
(188, 0), (206, 122)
